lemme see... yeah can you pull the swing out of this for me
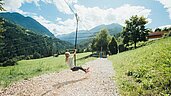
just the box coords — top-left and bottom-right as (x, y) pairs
(65, 13), (78, 66)
(65, 49), (89, 73)
(65, 7), (79, 66)
(64, 0), (90, 73)
(63, 0), (78, 67)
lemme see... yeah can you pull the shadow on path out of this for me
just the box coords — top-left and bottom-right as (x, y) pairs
(53, 77), (88, 89)
(41, 77), (88, 96)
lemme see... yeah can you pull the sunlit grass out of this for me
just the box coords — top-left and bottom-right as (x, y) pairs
(109, 37), (171, 96)
(0, 52), (96, 87)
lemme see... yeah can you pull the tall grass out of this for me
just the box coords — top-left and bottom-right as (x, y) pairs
(0, 52), (95, 87)
(109, 37), (171, 96)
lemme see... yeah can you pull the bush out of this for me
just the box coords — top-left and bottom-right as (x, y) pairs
(168, 31), (171, 37)
(29, 55), (34, 59)
(53, 54), (59, 57)
(33, 52), (41, 59)
(2, 58), (17, 66)
(25, 55), (31, 60)
(118, 44), (126, 53)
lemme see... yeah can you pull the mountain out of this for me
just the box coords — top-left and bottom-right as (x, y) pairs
(0, 17), (73, 66)
(57, 23), (123, 44)
(0, 12), (54, 37)
(158, 25), (171, 29)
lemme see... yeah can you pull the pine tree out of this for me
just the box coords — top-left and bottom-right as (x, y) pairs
(108, 37), (118, 54)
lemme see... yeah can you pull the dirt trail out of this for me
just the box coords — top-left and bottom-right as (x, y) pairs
(0, 58), (119, 96)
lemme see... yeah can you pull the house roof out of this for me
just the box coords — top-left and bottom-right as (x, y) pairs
(148, 32), (164, 36)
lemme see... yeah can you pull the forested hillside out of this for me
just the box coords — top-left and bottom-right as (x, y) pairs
(0, 12), (54, 37)
(0, 18), (73, 66)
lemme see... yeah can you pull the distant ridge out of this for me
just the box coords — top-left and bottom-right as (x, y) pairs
(57, 23), (123, 44)
(0, 12), (54, 37)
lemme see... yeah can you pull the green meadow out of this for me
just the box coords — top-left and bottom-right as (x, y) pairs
(109, 37), (171, 96)
(0, 52), (95, 87)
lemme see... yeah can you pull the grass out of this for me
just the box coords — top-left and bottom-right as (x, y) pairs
(109, 37), (171, 96)
(0, 52), (96, 88)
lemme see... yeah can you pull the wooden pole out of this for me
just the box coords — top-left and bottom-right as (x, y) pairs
(74, 13), (78, 66)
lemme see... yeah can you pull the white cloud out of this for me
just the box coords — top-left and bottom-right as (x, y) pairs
(158, 25), (171, 29)
(42, 0), (77, 14)
(57, 18), (76, 34)
(156, 0), (171, 19)
(32, 15), (76, 36)
(73, 4), (151, 30)
(3, 0), (40, 12)
(3, 0), (23, 11)
(2, 0), (152, 36)
(113, 4), (151, 25)
(2, 0), (78, 36)
(53, 0), (73, 14)
(32, 15), (56, 33)
(32, 4), (152, 36)
(3, 0), (77, 14)
(56, 17), (62, 21)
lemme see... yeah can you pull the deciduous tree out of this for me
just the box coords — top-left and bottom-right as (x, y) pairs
(95, 29), (111, 52)
(122, 15), (149, 49)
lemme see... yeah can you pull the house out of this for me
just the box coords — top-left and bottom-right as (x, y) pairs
(147, 31), (168, 40)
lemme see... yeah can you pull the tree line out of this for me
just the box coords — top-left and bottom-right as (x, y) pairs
(90, 15), (171, 56)
(90, 15), (151, 55)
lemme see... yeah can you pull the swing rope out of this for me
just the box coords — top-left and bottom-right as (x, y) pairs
(64, 0), (79, 66)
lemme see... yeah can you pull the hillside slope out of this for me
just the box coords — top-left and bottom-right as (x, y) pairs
(0, 17), (73, 66)
(109, 37), (171, 95)
(0, 12), (54, 37)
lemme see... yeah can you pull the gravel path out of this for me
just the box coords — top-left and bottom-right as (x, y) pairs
(0, 58), (119, 96)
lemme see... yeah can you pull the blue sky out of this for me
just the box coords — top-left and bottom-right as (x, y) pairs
(2, 0), (171, 36)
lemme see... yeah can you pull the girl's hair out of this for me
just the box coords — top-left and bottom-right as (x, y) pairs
(65, 52), (70, 62)
(65, 52), (70, 56)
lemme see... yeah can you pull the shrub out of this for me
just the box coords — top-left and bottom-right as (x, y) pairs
(2, 58), (17, 66)
(25, 55), (31, 60)
(33, 52), (41, 59)
(53, 54), (59, 57)
(118, 44), (126, 53)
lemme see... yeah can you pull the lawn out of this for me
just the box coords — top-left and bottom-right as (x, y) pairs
(109, 37), (171, 96)
(0, 52), (96, 87)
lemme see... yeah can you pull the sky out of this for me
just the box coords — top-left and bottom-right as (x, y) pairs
(2, 0), (171, 36)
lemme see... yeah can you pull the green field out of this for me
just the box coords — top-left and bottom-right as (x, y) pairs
(109, 37), (171, 96)
(0, 52), (95, 87)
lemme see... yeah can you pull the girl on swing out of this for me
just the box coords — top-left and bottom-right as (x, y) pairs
(65, 49), (90, 73)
